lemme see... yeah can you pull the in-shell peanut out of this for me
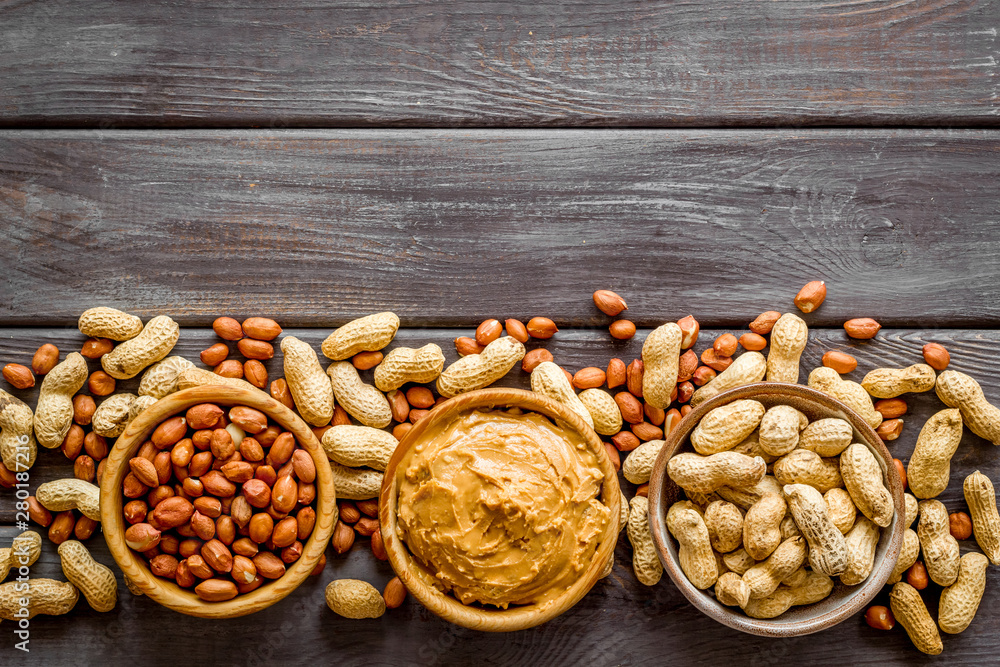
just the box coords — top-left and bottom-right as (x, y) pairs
(0, 389), (35, 472)
(823, 487), (857, 534)
(765, 313), (808, 384)
(641, 323), (682, 409)
(742, 536), (806, 600)
(906, 408), (963, 499)
(0, 531), (42, 581)
(57, 540), (117, 612)
(840, 517), (879, 586)
(862, 364), (937, 399)
(690, 352), (767, 407)
(840, 443), (893, 528)
(783, 483), (849, 577)
(328, 361), (392, 429)
(690, 400), (765, 455)
(34, 352), (88, 449)
(935, 370), (1000, 445)
(438, 336), (525, 398)
(36, 478), (101, 521)
(773, 449), (843, 493)
(138, 356), (195, 398)
(78, 307), (143, 341)
(281, 337), (334, 427)
(91, 393), (138, 437)
(890, 582), (943, 655)
(322, 425), (398, 472)
(938, 552), (989, 634)
(322, 312), (400, 361)
(715, 571), (751, 608)
(627, 496), (662, 586)
(101, 315), (180, 379)
(666, 503), (718, 590)
(0, 578), (79, 620)
(807, 367), (882, 429)
(372, 343), (445, 392)
(757, 404), (808, 457)
(623, 439), (667, 485)
(742, 492), (786, 561)
(798, 418), (853, 457)
(329, 462), (383, 500)
(529, 361), (594, 430)
(667, 452), (766, 494)
(704, 500), (744, 553)
(963, 470), (1000, 565)
(176, 367), (263, 395)
(742, 572), (833, 619)
(917, 499), (960, 586)
(577, 388), (622, 436)
(325, 579), (386, 618)
(887, 529), (920, 585)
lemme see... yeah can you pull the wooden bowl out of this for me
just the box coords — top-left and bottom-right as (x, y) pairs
(100, 385), (337, 618)
(648, 382), (905, 637)
(379, 388), (621, 632)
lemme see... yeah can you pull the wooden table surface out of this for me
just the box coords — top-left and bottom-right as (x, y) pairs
(2, 1), (1000, 665)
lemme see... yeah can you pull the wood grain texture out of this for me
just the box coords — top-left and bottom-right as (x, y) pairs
(2, 326), (1000, 665)
(2, 129), (1000, 328)
(0, 0), (998, 127)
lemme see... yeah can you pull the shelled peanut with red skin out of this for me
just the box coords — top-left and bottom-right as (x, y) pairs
(121, 403), (318, 602)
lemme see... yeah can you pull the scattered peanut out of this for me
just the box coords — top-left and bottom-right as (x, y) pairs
(437, 336), (525, 398)
(862, 364), (937, 399)
(963, 470), (1000, 565)
(628, 496), (663, 586)
(917, 500), (960, 586)
(641, 323), (682, 410)
(373, 344), (445, 392)
(766, 313), (808, 383)
(325, 579), (386, 618)
(328, 361), (392, 428)
(281, 336), (334, 427)
(936, 370), (1000, 445)
(529, 361), (595, 430)
(907, 408), (963, 499)
(938, 552), (989, 634)
(101, 315), (180, 379)
(689, 352), (767, 407)
(807, 366), (882, 429)
(57, 540), (117, 612)
(78, 307), (144, 341)
(34, 352), (88, 449)
(891, 582), (943, 655)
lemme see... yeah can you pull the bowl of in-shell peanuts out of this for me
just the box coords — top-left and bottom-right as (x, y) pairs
(648, 382), (905, 637)
(99, 385), (336, 618)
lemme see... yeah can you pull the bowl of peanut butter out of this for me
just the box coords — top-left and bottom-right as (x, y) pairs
(379, 388), (621, 631)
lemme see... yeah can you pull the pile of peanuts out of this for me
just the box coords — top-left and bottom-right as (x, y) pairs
(2, 284), (999, 635)
(664, 399), (895, 618)
(121, 402), (319, 602)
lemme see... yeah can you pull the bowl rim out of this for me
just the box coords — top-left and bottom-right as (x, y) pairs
(99, 385), (337, 618)
(378, 387), (621, 632)
(648, 381), (905, 637)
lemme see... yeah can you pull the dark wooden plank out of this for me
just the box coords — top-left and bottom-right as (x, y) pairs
(0, 0), (998, 128)
(2, 326), (1000, 665)
(2, 129), (1000, 328)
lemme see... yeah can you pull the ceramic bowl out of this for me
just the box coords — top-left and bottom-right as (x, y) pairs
(648, 382), (904, 637)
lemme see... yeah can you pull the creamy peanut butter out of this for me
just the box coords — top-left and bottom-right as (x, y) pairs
(396, 408), (610, 608)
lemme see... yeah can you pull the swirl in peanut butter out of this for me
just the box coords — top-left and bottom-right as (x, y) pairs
(396, 408), (610, 608)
